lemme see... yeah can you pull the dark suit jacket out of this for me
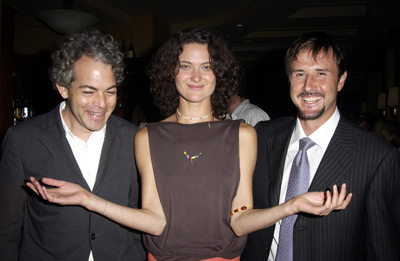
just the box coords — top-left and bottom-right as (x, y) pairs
(242, 116), (400, 261)
(0, 105), (146, 261)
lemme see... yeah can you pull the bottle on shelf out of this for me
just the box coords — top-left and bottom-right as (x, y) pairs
(120, 39), (127, 59)
(12, 94), (34, 125)
(29, 105), (35, 118)
(126, 41), (136, 59)
(12, 99), (20, 125)
(21, 98), (30, 121)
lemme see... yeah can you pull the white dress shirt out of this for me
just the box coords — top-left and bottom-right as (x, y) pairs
(59, 101), (106, 261)
(268, 108), (340, 261)
(229, 99), (270, 126)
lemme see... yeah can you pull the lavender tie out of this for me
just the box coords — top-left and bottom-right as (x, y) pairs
(275, 137), (316, 261)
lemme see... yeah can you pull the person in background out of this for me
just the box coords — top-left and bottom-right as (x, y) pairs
(242, 31), (400, 261)
(371, 118), (397, 142)
(355, 112), (376, 131)
(0, 29), (145, 260)
(26, 28), (350, 261)
(227, 83), (270, 126)
(391, 127), (400, 150)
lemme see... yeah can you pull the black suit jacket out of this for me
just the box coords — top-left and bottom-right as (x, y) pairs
(242, 116), (400, 261)
(0, 105), (146, 261)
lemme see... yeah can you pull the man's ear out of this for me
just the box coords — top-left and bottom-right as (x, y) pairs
(56, 84), (69, 99)
(337, 71), (347, 92)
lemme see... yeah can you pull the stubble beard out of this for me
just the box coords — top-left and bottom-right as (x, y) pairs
(297, 106), (325, 121)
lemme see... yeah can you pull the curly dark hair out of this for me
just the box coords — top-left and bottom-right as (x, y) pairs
(146, 28), (240, 118)
(49, 29), (124, 89)
(285, 31), (347, 80)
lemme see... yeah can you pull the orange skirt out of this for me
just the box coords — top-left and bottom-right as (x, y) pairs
(148, 253), (240, 261)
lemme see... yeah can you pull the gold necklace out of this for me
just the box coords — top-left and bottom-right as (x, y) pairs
(176, 108), (213, 121)
(176, 113), (213, 165)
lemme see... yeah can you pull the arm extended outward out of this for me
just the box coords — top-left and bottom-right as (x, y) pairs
(27, 127), (166, 236)
(229, 123), (352, 236)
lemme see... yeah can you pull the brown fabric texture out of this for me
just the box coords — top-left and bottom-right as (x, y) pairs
(143, 120), (246, 261)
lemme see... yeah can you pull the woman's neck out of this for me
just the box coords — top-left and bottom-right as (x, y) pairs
(175, 103), (214, 124)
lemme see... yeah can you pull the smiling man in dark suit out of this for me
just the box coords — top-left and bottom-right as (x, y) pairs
(242, 32), (400, 261)
(0, 29), (145, 260)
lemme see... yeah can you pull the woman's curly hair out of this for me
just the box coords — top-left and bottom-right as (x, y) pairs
(49, 29), (124, 89)
(147, 28), (240, 119)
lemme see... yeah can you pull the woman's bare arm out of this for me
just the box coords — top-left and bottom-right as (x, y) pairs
(229, 123), (352, 236)
(27, 127), (166, 236)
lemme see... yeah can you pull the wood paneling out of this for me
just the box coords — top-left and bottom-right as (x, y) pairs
(0, 6), (15, 141)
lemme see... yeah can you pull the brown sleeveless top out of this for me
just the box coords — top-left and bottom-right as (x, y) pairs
(143, 120), (246, 261)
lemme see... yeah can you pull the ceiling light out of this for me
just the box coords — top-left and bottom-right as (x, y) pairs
(35, 0), (99, 35)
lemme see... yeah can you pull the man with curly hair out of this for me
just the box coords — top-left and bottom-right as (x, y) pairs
(0, 29), (145, 260)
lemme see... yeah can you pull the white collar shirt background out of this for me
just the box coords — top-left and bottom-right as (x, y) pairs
(229, 99), (270, 126)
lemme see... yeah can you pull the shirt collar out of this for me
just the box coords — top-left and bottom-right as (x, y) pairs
(290, 107), (340, 150)
(59, 101), (106, 142)
(232, 99), (250, 118)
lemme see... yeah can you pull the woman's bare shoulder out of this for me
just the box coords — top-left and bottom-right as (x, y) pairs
(239, 122), (256, 137)
(135, 126), (149, 143)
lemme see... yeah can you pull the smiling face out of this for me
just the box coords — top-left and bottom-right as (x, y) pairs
(174, 43), (216, 106)
(57, 55), (117, 141)
(289, 49), (347, 130)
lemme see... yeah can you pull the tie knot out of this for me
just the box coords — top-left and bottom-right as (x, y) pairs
(299, 137), (315, 151)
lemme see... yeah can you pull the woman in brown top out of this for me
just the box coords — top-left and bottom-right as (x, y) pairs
(27, 28), (352, 260)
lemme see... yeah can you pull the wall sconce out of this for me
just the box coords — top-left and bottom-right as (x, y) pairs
(377, 92), (387, 119)
(387, 87), (399, 121)
(35, 0), (99, 35)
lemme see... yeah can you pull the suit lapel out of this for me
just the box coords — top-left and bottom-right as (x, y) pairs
(309, 118), (356, 191)
(267, 121), (294, 207)
(93, 117), (120, 190)
(38, 107), (89, 189)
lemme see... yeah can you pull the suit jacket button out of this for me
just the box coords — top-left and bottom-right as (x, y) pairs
(91, 233), (96, 240)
